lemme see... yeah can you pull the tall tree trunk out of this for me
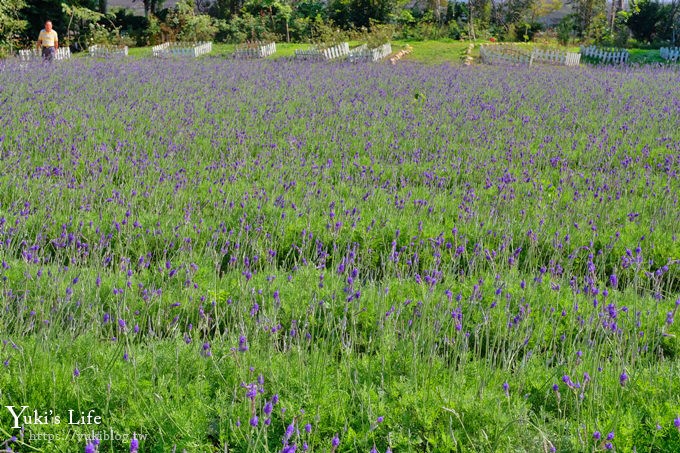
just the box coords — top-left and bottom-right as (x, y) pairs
(469, 1), (476, 40)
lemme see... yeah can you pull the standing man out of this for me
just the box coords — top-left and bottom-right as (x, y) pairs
(37, 21), (58, 62)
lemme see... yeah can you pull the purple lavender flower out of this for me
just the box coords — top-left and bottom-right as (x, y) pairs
(85, 443), (96, 453)
(264, 401), (273, 416)
(130, 437), (139, 453)
(284, 422), (295, 440)
(250, 415), (258, 427)
(238, 335), (248, 352)
(609, 274), (618, 288)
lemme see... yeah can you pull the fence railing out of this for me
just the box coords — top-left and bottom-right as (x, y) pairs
(660, 47), (680, 62)
(152, 41), (212, 58)
(531, 49), (581, 66)
(580, 45), (629, 64)
(480, 45), (581, 67)
(151, 42), (169, 57)
(480, 45), (533, 66)
(89, 44), (128, 58)
(233, 41), (276, 59)
(348, 43), (392, 62)
(295, 42), (349, 61)
(19, 47), (71, 62)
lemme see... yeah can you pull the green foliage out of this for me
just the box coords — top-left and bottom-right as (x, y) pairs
(0, 0), (27, 48)
(111, 7), (149, 46)
(165, 0), (217, 41)
(557, 13), (578, 45)
(294, 0), (326, 21)
(364, 19), (394, 47)
(572, 0), (607, 37)
(61, 2), (110, 46)
(587, 12), (609, 43)
(328, 0), (398, 29)
(508, 20), (542, 42)
(242, 0), (291, 39)
(144, 12), (162, 44)
(395, 20), (463, 40)
(86, 21), (121, 44)
(612, 10), (630, 47)
(215, 11), (278, 42)
(208, 0), (244, 20)
(627, 0), (667, 43)
(61, 2), (104, 23)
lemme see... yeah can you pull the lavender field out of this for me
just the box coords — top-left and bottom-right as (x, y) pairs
(0, 58), (679, 452)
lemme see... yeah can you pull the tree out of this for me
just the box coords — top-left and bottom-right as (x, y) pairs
(242, 0), (291, 40)
(21, 0), (100, 44)
(132, 0), (165, 17)
(62, 1), (104, 45)
(661, 0), (679, 44)
(209, 0), (246, 19)
(627, 0), (661, 42)
(530, 0), (562, 21)
(568, 0), (606, 37)
(166, 0), (217, 40)
(467, 0), (491, 39)
(328, 0), (398, 28)
(0, 0), (28, 47)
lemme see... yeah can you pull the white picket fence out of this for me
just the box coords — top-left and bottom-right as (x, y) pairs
(660, 47), (680, 62)
(348, 42), (392, 62)
(531, 49), (581, 66)
(19, 47), (71, 62)
(480, 45), (581, 67)
(233, 41), (276, 59)
(151, 42), (169, 57)
(152, 41), (212, 58)
(480, 45), (533, 66)
(295, 42), (349, 61)
(580, 45), (629, 64)
(89, 44), (128, 58)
